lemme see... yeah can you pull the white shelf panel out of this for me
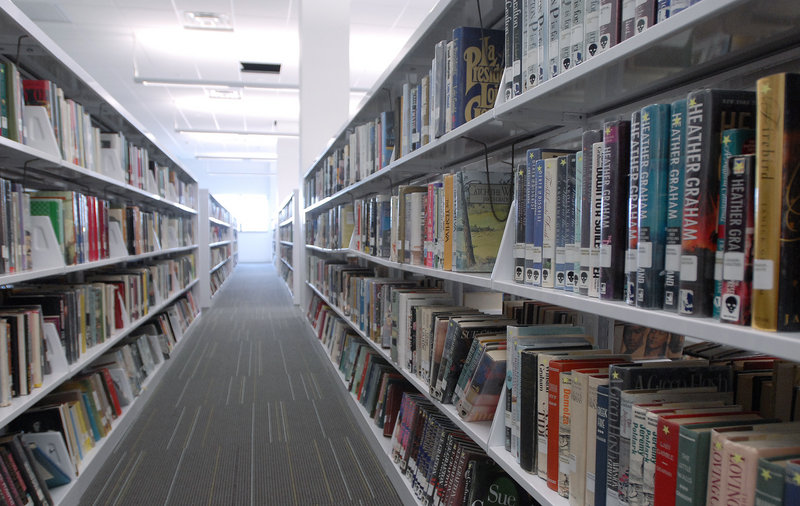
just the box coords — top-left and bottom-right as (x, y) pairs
(305, 245), (349, 254)
(492, 279), (800, 362)
(50, 309), (202, 505)
(209, 217), (233, 228)
(305, 281), (492, 451)
(0, 245), (198, 286)
(487, 445), (568, 506)
(0, 277), (199, 430)
(280, 258), (294, 271)
(210, 256), (232, 274)
(305, 319), (422, 506)
(0, 137), (197, 216)
(346, 249), (493, 289)
(280, 240), (295, 247)
(279, 218), (294, 228)
(209, 240), (232, 248)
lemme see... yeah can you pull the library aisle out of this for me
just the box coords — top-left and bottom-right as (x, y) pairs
(80, 264), (403, 506)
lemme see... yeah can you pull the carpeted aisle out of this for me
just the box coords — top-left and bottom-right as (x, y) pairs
(79, 263), (405, 506)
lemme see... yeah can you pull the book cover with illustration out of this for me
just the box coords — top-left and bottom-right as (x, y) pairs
(452, 170), (513, 272)
(451, 27), (504, 130)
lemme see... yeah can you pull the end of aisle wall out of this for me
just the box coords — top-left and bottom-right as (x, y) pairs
(240, 232), (273, 263)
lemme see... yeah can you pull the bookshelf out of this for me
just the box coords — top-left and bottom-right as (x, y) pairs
(276, 190), (302, 304)
(198, 190), (239, 307)
(298, 0), (800, 504)
(0, 0), (205, 502)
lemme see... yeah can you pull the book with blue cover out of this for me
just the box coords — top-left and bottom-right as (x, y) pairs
(451, 27), (504, 130)
(664, 99), (687, 311)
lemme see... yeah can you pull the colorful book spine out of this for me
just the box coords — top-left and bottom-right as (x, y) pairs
(784, 460), (800, 506)
(599, 120), (631, 300)
(720, 155), (755, 325)
(595, 384), (610, 506)
(572, 149), (583, 292)
(664, 99), (687, 311)
(555, 155), (569, 289)
(636, 103), (671, 308)
(753, 73), (800, 331)
(451, 27), (505, 130)
(713, 128), (755, 319)
(542, 158), (558, 288)
(590, 141), (605, 298)
(679, 89), (755, 317)
(598, 0), (620, 54)
(626, 111), (641, 306)
(533, 158), (547, 286)
(515, 163), (527, 283)
(581, 130), (603, 295)
(525, 152), (540, 285)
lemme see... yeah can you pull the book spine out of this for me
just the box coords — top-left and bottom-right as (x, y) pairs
(537, 0), (548, 84)
(595, 385), (610, 506)
(513, 0), (523, 96)
(559, 0), (573, 74)
(620, 0), (635, 41)
(653, 418), (683, 506)
(519, 351), (538, 472)
(581, 130), (603, 295)
(636, 103), (671, 308)
(504, 0), (514, 99)
(664, 99), (687, 311)
(713, 128), (755, 319)
(590, 141), (605, 298)
(598, 0), (619, 54)
(571, 0), (586, 68)
(599, 120), (631, 300)
(783, 462), (800, 506)
(558, 373), (573, 497)
(754, 458), (787, 506)
(443, 175), (453, 271)
(720, 155), (755, 325)
(585, 0), (601, 61)
(547, 366), (564, 490)
(572, 150), (583, 292)
(634, 0), (656, 35)
(626, 111), (641, 306)
(524, 0), (541, 90)
(555, 156), (569, 289)
(547, 0), (561, 80)
(542, 158), (558, 287)
(515, 164), (527, 283)
(680, 89), (756, 317)
(533, 159), (547, 286)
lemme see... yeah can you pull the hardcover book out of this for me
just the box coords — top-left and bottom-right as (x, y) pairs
(625, 111), (641, 306)
(580, 130), (603, 295)
(636, 103), (671, 309)
(451, 27), (504, 130)
(753, 73), (800, 331)
(664, 98), (686, 312)
(679, 89), (755, 317)
(599, 120), (631, 300)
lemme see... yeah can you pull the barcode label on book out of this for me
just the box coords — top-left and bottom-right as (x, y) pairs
(665, 244), (681, 271)
(680, 255), (697, 282)
(638, 241), (653, 269)
(567, 244), (578, 263)
(714, 251), (723, 280)
(514, 244), (526, 257)
(581, 248), (591, 266)
(625, 249), (637, 273)
(599, 244), (613, 268)
(753, 259), (774, 290)
(533, 246), (543, 263)
(723, 252), (745, 281)
(587, 472), (595, 492)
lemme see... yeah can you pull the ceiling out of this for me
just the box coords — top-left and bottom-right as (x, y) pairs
(11, 0), (436, 180)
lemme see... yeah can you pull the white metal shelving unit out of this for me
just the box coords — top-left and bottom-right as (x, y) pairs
(298, 0), (800, 503)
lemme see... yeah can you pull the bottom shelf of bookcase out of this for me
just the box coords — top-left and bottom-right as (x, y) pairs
(303, 316), (420, 506)
(51, 311), (203, 506)
(486, 445), (569, 506)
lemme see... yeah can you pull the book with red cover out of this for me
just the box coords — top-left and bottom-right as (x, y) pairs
(96, 367), (122, 417)
(546, 356), (628, 490)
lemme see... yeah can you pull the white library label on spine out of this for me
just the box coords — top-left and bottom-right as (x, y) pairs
(599, 244), (613, 268)
(722, 252), (745, 282)
(753, 259), (774, 290)
(680, 255), (697, 282)
(664, 245), (681, 271)
(637, 242), (653, 269)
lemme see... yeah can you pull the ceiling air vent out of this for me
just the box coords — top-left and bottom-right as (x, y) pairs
(240, 62), (282, 74)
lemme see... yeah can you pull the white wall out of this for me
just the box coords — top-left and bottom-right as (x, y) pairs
(238, 232), (273, 263)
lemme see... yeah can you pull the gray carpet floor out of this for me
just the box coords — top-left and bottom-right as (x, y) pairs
(80, 263), (405, 506)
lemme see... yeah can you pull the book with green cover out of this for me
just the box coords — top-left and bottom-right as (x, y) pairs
(754, 453), (800, 506)
(452, 170), (512, 272)
(29, 198), (64, 258)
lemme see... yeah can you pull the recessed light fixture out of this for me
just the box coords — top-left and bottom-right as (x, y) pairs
(183, 11), (233, 31)
(240, 62), (281, 74)
(196, 154), (278, 161)
(206, 89), (241, 100)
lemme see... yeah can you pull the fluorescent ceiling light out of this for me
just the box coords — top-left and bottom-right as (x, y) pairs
(207, 89), (242, 100)
(177, 128), (298, 137)
(136, 77), (300, 91)
(183, 11), (233, 31)
(207, 172), (278, 176)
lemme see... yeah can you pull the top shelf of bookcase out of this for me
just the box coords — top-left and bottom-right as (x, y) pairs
(303, 0), (800, 214)
(0, 0), (195, 184)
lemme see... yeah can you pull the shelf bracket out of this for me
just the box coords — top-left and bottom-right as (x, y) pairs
(461, 135), (511, 223)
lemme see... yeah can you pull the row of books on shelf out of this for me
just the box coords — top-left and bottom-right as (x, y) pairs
(208, 198), (232, 225)
(304, 0), (712, 208)
(210, 261), (234, 297)
(1, 63), (197, 209)
(278, 264), (293, 292)
(0, 252), (195, 404)
(2, 292), (199, 502)
(279, 223), (292, 243)
(304, 23), (506, 205)
(501, 0), (702, 100)
(511, 77), (798, 332)
(210, 245), (231, 268)
(308, 297), (535, 506)
(306, 168), (512, 272)
(210, 223), (231, 244)
(278, 196), (293, 223)
(304, 261), (800, 506)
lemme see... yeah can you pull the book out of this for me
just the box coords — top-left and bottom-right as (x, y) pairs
(636, 103), (671, 308)
(753, 73), (800, 331)
(598, 0), (620, 54)
(580, 130), (603, 296)
(542, 158), (558, 287)
(679, 89), (756, 317)
(720, 154), (756, 325)
(514, 163), (527, 283)
(450, 27), (505, 130)
(754, 453), (800, 506)
(599, 119), (631, 300)
(664, 98), (687, 311)
(712, 128), (755, 319)
(784, 459), (800, 506)
(625, 111), (641, 306)
(595, 384), (611, 506)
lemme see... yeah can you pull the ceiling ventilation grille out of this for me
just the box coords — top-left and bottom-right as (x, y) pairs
(183, 11), (233, 31)
(240, 62), (282, 74)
